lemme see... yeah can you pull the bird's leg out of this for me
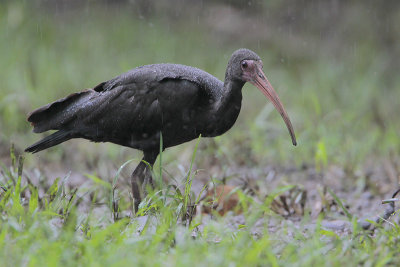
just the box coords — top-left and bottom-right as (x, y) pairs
(142, 150), (158, 189)
(131, 150), (159, 212)
(131, 159), (147, 212)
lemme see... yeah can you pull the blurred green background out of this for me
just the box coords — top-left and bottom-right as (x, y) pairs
(1, 0), (399, 175)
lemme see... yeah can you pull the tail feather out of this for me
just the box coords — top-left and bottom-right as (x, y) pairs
(27, 89), (92, 133)
(25, 130), (73, 153)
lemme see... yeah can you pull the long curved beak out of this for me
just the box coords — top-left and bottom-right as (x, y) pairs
(249, 65), (297, 146)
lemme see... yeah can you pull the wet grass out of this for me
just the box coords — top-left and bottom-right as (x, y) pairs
(1, 149), (400, 266)
(1, 1), (400, 266)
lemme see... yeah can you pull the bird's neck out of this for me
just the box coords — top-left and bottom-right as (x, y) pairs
(206, 78), (244, 136)
(216, 78), (244, 111)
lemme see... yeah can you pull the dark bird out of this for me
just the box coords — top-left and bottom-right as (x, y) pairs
(25, 48), (296, 211)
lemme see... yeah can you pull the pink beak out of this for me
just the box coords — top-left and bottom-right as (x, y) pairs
(249, 64), (297, 146)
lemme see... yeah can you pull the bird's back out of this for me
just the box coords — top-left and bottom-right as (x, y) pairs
(102, 63), (223, 96)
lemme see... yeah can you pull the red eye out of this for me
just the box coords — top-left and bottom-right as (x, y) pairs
(241, 61), (248, 69)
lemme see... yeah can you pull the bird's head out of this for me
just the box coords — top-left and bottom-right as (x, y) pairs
(228, 48), (297, 146)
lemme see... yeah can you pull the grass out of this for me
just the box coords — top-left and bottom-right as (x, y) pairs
(1, 1), (400, 266)
(1, 149), (400, 266)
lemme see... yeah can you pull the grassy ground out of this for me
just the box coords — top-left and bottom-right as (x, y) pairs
(1, 1), (400, 266)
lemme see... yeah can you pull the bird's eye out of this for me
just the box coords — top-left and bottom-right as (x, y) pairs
(241, 61), (248, 69)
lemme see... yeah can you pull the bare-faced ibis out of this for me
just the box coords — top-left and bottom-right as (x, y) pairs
(25, 48), (297, 211)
